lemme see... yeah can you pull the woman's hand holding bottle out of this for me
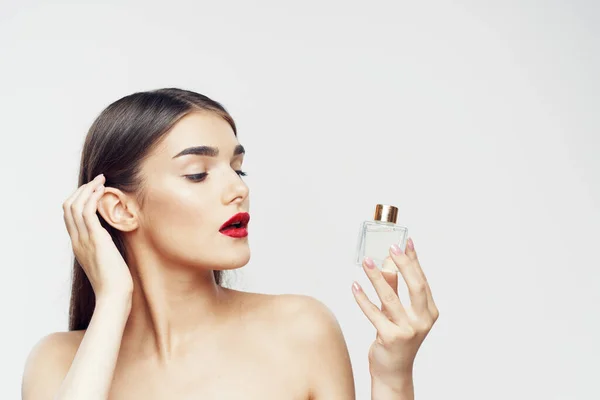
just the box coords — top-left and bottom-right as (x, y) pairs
(352, 238), (439, 400)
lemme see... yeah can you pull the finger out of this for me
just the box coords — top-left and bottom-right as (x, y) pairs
(405, 238), (428, 285)
(362, 257), (407, 324)
(83, 184), (106, 234)
(63, 182), (91, 240)
(381, 257), (399, 320)
(351, 281), (396, 333)
(389, 244), (429, 315)
(71, 175), (105, 242)
(405, 238), (439, 319)
(381, 256), (399, 290)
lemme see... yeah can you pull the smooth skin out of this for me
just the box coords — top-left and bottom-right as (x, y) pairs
(21, 112), (438, 400)
(355, 246), (439, 399)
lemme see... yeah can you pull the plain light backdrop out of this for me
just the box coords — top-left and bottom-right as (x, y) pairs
(1, 0), (598, 399)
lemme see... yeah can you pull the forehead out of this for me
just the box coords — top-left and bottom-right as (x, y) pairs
(157, 111), (238, 157)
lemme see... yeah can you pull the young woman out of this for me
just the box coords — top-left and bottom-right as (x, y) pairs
(21, 88), (439, 399)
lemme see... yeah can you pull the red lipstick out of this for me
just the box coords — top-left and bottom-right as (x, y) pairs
(219, 212), (250, 238)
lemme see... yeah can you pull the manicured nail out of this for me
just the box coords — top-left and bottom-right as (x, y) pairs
(407, 237), (415, 251)
(364, 257), (376, 269)
(352, 281), (362, 293)
(390, 244), (403, 255)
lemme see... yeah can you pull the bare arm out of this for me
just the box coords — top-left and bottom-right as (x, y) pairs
(287, 295), (355, 399)
(22, 174), (134, 399)
(56, 294), (131, 399)
(371, 375), (414, 400)
(22, 294), (131, 400)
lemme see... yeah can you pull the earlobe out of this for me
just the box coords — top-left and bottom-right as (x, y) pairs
(96, 188), (139, 232)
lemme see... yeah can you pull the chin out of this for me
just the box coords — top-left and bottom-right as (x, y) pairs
(212, 247), (251, 271)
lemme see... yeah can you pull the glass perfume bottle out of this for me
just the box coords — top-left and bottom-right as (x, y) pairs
(355, 204), (408, 269)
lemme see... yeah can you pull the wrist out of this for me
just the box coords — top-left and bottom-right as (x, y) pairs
(370, 371), (414, 400)
(95, 291), (133, 313)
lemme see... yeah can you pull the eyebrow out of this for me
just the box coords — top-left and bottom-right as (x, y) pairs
(173, 144), (245, 159)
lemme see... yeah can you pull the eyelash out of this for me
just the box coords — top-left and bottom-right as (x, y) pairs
(185, 170), (247, 182)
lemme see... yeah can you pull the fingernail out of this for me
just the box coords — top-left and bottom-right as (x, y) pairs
(352, 281), (361, 293)
(407, 238), (415, 251)
(364, 257), (376, 269)
(390, 244), (403, 255)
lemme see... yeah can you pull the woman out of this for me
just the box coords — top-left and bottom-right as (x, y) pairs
(21, 88), (438, 399)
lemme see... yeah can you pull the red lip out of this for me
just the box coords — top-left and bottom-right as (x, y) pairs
(219, 212), (250, 238)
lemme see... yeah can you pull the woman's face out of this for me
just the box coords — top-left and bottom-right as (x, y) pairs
(136, 111), (250, 271)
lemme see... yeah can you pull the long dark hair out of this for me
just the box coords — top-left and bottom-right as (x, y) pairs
(68, 88), (237, 331)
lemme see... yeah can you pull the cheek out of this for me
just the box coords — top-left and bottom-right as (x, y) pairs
(138, 180), (251, 270)
(142, 185), (213, 257)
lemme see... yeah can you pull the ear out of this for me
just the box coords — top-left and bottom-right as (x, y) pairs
(96, 187), (139, 232)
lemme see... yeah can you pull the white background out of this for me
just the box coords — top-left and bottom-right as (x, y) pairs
(1, 0), (599, 399)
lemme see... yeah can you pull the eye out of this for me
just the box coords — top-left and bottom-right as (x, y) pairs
(185, 173), (208, 182)
(236, 170), (247, 177)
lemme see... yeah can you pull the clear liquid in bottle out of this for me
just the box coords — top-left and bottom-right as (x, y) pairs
(355, 204), (408, 270)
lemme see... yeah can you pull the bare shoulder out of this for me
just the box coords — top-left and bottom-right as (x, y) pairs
(22, 330), (85, 399)
(230, 289), (346, 347)
(230, 290), (355, 397)
(271, 293), (342, 337)
(24, 330), (85, 368)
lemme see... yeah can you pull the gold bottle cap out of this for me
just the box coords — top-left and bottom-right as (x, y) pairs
(374, 204), (398, 223)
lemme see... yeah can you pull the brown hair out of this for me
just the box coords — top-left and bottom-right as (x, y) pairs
(69, 88), (237, 331)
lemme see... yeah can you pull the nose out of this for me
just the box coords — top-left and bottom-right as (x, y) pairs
(222, 169), (249, 205)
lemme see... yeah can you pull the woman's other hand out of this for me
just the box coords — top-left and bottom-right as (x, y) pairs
(352, 238), (439, 397)
(62, 174), (133, 299)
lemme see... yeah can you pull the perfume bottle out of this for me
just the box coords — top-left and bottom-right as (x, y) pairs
(355, 204), (408, 269)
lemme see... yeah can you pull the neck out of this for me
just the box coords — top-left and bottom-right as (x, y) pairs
(120, 242), (232, 363)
